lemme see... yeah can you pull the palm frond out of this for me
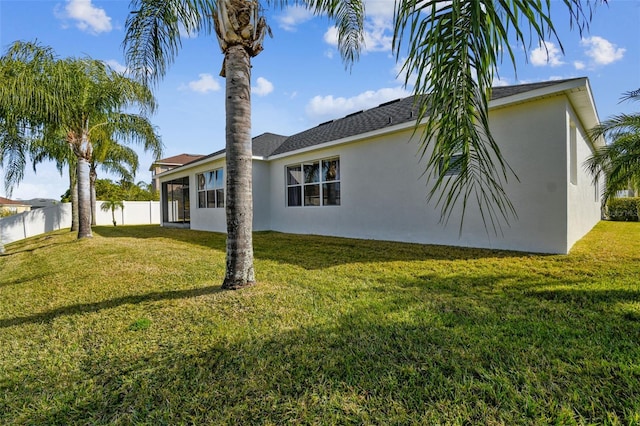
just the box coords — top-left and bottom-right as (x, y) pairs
(392, 0), (600, 232)
(124, 0), (214, 85)
(585, 126), (640, 202)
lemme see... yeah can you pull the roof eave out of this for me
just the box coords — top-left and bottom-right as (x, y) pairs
(268, 120), (421, 161)
(157, 153), (226, 178)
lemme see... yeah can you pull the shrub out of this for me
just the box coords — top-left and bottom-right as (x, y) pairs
(607, 197), (640, 221)
(0, 208), (15, 218)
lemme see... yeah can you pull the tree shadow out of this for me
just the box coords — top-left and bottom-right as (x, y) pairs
(92, 226), (540, 270)
(0, 285), (223, 329)
(92, 225), (227, 251)
(16, 278), (639, 424)
(1, 238), (77, 257)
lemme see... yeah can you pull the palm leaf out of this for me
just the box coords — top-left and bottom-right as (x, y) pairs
(392, 0), (599, 232)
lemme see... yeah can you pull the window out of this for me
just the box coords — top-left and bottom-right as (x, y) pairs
(197, 169), (225, 208)
(162, 176), (190, 223)
(570, 122), (578, 185)
(439, 153), (464, 176)
(287, 157), (340, 206)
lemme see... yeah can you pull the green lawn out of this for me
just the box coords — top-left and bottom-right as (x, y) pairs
(1, 222), (639, 425)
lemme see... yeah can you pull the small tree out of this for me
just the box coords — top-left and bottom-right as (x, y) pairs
(100, 198), (124, 227)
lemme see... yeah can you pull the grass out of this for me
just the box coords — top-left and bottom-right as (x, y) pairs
(1, 222), (639, 425)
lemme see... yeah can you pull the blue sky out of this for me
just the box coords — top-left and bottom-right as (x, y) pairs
(0, 0), (638, 200)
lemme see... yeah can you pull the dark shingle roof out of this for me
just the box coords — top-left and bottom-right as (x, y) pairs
(491, 78), (583, 100)
(169, 78), (584, 171)
(181, 132), (288, 168)
(271, 78), (584, 156)
(252, 132), (289, 156)
(271, 97), (421, 156)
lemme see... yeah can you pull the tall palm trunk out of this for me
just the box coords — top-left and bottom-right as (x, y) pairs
(69, 168), (79, 232)
(90, 166), (97, 226)
(74, 127), (93, 239)
(222, 45), (254, 289)
(77, 157), (92, 238)
(211, 0), (269, 289)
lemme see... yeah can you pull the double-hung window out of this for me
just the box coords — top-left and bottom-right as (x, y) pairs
(287, 157), (340, 206)
(197, 169), (224, 208)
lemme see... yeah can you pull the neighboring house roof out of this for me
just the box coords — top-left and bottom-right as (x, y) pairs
(149, 153), (206, 171)
(0, 197), (30, 207)
(159, 77), (598, 177)
(22, 198), (58, 209)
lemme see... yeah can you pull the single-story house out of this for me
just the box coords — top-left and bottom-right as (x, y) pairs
(0, 196), (32, 214)
(157, 77), (603, 254)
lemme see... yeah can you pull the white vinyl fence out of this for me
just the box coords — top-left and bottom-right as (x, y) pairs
(0, 201), (160, 246)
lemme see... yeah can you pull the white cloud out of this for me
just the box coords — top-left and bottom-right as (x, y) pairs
(185, 74), (221, 94)
(530, 41), (565, 67)
(581, 36), (625, 66)
(57, 0), (112, 34)
(573, 60), (586, 70)
(277, 5), (314, 31)
(105, 60), (127, 74)
(363, 0), (395, 19)
(323, 26), (339, 47)
(363, 18), (393, 52)
(306, 87), (411, 122)
(252, 77), (274, 96)
(393, 58), (420, 88)
(492, 76), (512, 87)
(324, 17), (392, 54)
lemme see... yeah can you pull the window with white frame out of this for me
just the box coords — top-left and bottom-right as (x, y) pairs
(197, 169), (224, 208)
(286, 157), (340, 206)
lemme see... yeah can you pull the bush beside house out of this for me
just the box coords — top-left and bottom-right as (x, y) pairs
(607, 197), (640, 221)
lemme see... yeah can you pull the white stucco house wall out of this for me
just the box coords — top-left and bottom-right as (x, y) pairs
(157, 77), (603, 254)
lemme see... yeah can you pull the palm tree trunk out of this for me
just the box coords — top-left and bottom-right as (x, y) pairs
(90, 166), (97, 226)
(69, 168), (79, 232)
(222, 44), (254, 289)
(77, 157), (93, 239)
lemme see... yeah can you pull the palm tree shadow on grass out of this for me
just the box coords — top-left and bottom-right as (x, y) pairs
(92, 225), (539, 270)
(24, 276), (640, 424)
(0, 285), (222, 329)
(1, 238), (77, 257)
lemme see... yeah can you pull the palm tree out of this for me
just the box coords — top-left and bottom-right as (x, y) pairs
(586, 89), (640, 202)
(100, 198), (125, 227)
(0, 41), (162, 239)
(124, 0), (600, 289)
(90, 140), (139, 226)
